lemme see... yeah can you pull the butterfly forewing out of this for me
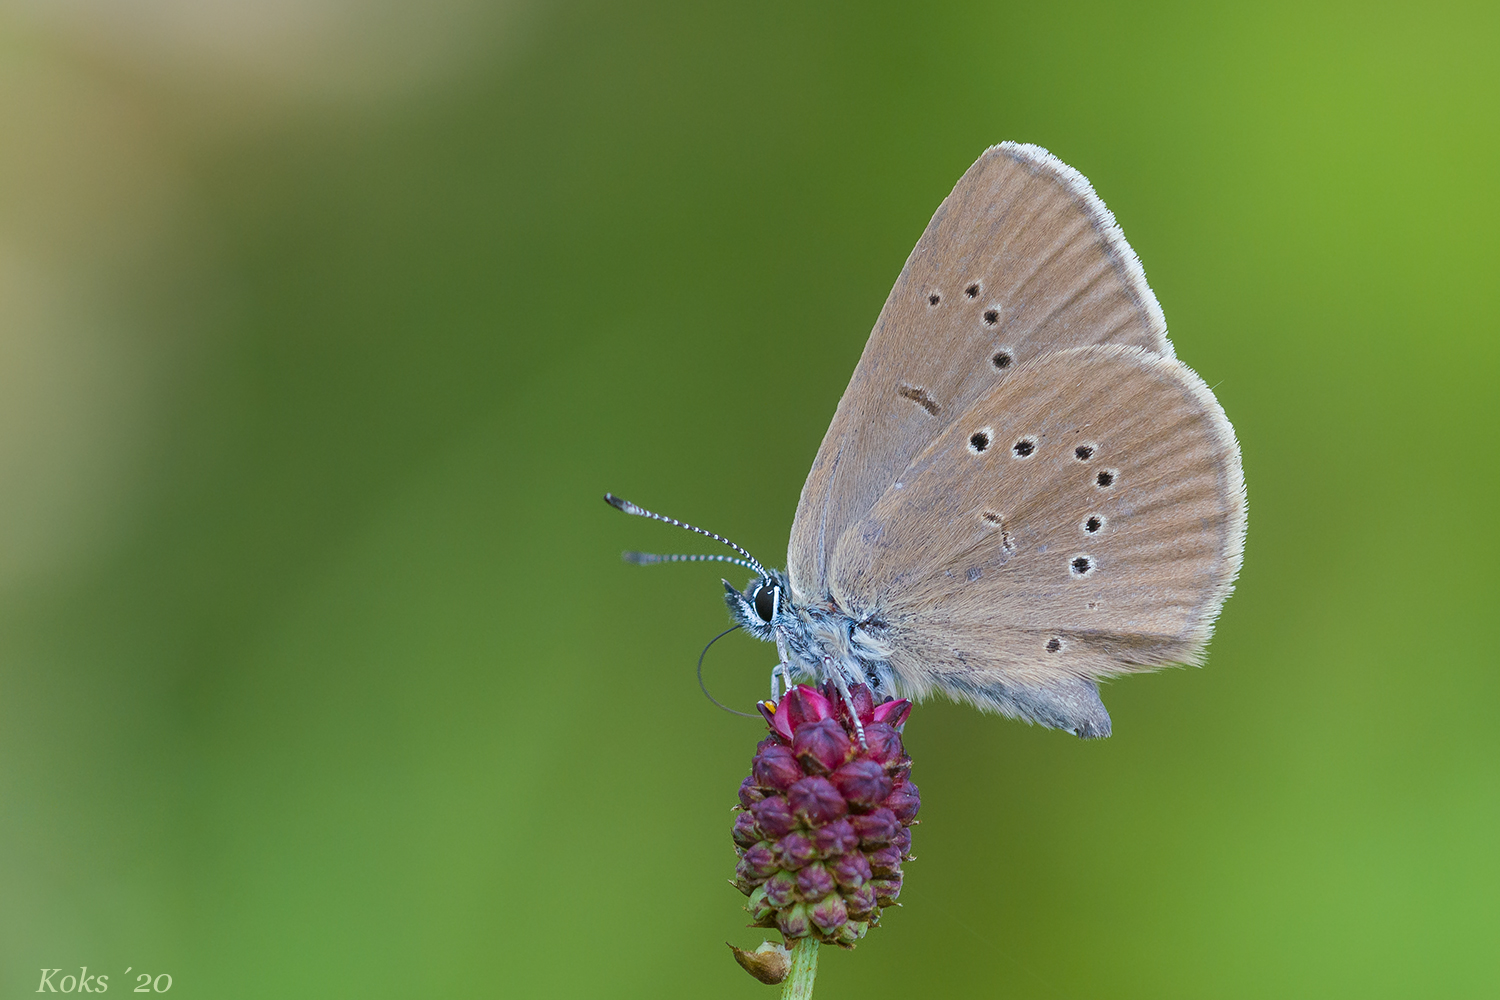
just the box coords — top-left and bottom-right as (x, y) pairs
(788, 143), (1173, 604)
(826, 345), (1245, 732)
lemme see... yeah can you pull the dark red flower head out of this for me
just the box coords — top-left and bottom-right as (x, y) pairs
(736, 682), (919, 948)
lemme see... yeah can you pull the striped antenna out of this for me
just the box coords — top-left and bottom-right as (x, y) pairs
(623, 551), (760, 572)
(604, 493), (768, 578)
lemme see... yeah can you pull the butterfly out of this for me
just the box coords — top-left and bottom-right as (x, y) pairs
(609, 142), (1246, 738)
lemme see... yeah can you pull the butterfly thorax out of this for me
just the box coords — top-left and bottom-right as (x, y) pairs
(786, 600), (899, 700)
(724, 570), (898, 700)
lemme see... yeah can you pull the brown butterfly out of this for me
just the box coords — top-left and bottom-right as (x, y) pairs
(609, 143), (1246, 739)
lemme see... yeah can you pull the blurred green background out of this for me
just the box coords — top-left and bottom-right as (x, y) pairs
(1, 0), (1496, 996)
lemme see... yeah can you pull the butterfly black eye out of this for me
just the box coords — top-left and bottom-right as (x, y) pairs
(752, 583), (777, 623)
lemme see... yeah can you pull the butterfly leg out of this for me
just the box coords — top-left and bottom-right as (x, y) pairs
(773, 629), (797, 702)
(826, 659), (868, 749)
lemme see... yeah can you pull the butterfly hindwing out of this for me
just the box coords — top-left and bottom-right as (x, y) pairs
(788, 143), (1173, 605)
(828, 345), (1246, 734)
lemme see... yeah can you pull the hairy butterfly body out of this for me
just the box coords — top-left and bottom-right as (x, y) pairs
(612, 142), (1246, 738)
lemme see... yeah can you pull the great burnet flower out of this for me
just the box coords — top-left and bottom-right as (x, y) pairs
(732, 683), (919, 948)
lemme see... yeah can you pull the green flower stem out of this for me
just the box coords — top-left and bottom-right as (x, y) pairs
(781, 938), (819, 999)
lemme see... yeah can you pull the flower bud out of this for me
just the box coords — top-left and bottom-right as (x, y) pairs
(737, 842), (778, 880)
(795, 862), (836, 901)
(845, 883), (877, 919)
(732, 683), (920, 949)
(860, 723), (905, 767)
(831, 759), (893, 809)
(753, 744), (804, 790)
(777, 903), (812, 939)
(851, 807), (899, 846)
(787, 775), (847, 825)
(751, 795), (797, 839)
(792, 718), (852, 774)
(747, 884), (775, 923)
(835, 919), (869, 946)
(731, 811), (762, 849)
(771, 831), (817, 870)
(840, 684), (874, 723)
(872, 875), (903, 908)
(760, 699), (794, 742)
(830, 850), (871, 889)
(785, 686), (834, 728)
(810, 892), (849, 934)
(885, 780), (921, 824)
(738, 776), (766, 809)
(870, 699), (911, 727)
(812, 817), (858, 857)
(866, 844), (904, 877)
(763, 869), (798, 908)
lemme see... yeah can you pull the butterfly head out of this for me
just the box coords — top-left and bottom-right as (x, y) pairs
(724, 568), (793, 641)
